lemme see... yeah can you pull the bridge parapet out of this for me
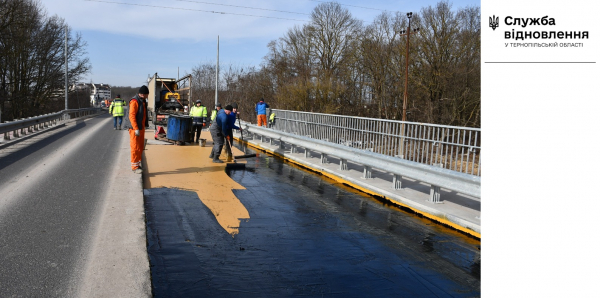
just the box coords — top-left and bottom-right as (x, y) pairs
(0, 108), (102, 143)
(271, 109), (481, 177)
(242, 121), (481, 202)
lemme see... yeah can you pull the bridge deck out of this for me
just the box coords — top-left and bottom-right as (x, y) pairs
(141, 128), (480, 296)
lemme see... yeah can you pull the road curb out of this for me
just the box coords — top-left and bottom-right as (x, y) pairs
(77, 127), (152, 297)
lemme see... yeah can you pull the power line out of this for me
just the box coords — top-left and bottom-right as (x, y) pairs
(83, 0), (309, 22)
(172, 0), (310, 16)
(302, 0), (394, 12)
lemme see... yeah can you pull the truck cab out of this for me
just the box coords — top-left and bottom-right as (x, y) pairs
(146, 73), (192, 127)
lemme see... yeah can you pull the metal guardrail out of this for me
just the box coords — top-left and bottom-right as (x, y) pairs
(0, 108), (102, 141)
(242, 122), (481, 201)
(271, 109), (481, 177)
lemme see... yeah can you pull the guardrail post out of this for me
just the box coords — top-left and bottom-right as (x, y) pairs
(363, 166), (372, 179)
(304, 148), (311, 158)
(18, 119), (25, 135)
(291, 144), (297, 153)
(279, 140), (285, 150)
(270, 137), (274, 145)
(320, 153), (328, 164)
(393, 174), (402, 190)
(4, 121), (12, 140)
(340, 159), (348, 170)
(429, 164), (443, 203)
(13, 124), (19, 137)
(429, 185), (441, 203)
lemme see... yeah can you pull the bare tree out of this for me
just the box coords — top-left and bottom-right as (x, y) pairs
(412, 1), (480, 126)
(0, 0), (91, 121)
(221, 1), (480, 127)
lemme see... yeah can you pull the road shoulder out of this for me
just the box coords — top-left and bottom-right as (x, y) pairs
(77, 128), (151, 297)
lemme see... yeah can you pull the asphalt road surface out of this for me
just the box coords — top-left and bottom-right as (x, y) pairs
(0, 113), (136, 297)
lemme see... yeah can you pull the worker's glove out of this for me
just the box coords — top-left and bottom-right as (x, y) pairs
(203, 123), (206, 127)
(226, 135), (231, 141)
(135, 129), (140, 136)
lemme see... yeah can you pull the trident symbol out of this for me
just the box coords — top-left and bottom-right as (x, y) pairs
(489, 15), (499, 30)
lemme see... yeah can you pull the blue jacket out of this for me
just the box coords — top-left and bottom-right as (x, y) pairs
(215, 109), (230, 136)
(227, 112), (239, 132)
(255, 101), (269, 115)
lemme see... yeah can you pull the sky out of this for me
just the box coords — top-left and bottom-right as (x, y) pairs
(42, 0), (600, 296)
(42, 0), (480, 87)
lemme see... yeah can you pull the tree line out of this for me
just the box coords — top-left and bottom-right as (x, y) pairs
(191, 1), (480, 127)
(1, 0), (479, 128)
(0, 0), (90, 122)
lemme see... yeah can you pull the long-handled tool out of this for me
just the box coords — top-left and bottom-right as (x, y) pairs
(234, 117), (258, 159)
(225, 136), (246, 170)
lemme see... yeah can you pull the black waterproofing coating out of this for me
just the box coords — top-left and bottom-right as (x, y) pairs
(144, 147), (481, 297)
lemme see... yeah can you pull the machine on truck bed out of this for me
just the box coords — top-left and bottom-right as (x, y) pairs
(147, 73), (193, 127)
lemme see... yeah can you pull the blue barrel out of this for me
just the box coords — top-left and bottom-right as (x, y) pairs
(166, 115), (193, 143)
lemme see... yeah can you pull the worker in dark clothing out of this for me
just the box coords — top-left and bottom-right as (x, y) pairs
(189, 100), (207, 143)
(209, 105), (239, 163)
(224, 103), (240, 161)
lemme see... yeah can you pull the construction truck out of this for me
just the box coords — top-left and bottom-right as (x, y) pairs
(146, 73), (193, 127)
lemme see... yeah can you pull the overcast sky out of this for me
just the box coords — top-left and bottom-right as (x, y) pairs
(42, 0), (480, 87)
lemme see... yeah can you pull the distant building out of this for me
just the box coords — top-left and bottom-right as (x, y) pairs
(71, 83), (90, 92)
(89, 83), (111, 106)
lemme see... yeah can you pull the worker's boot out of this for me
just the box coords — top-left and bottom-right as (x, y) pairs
(118, 125), (122, 130)
(226, 154), (233, 162)
(209, 151), (214, 159)
(212, 154), (223, 163)
(114, 126), (117, 130)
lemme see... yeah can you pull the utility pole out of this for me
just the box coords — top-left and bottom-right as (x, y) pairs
(399, 12), (419, 158)
(214, 35), (219, 109)
(65, 25), (68, 112)
(401, 12), (419, 122)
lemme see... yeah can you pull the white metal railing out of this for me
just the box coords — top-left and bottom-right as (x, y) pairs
(271, 109), (481, 177)
(0, 108), (102, 142)
(242, 123), (481, 201)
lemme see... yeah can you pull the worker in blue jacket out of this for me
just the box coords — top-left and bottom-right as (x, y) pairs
(224, 103), (241, 161)
(209, 105), (239, 163)
(255, 98), (269, 127)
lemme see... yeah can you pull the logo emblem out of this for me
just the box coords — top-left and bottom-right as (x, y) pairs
(489, 15), (499, 30)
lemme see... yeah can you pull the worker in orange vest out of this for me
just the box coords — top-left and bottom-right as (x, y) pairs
(129, 86), (149, 173)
